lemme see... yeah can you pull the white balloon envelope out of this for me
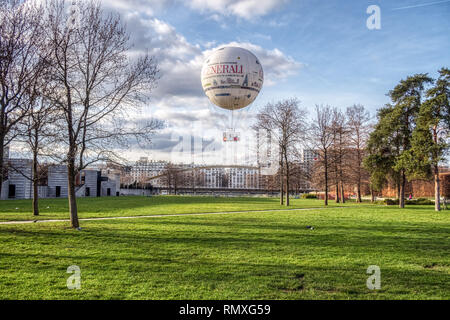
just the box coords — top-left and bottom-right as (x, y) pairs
(201, 46), (264, 111)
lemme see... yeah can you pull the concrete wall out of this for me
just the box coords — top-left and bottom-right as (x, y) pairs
(107, 173), (121, 192)
(7, 159), (33, 199)
(37, 186), (48, 198)
(101, 180), (116, 197)
(76, 184), (85, 198)
(82, 170), (99, 197)
(2, 162), (121, 200)
(48, 165), (68, 198)
(1, 180), (9, 200)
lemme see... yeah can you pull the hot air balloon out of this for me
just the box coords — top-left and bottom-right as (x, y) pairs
(201, 46), (264, 142)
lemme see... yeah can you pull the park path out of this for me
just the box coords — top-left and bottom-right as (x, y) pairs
(0, 207), (341, 225)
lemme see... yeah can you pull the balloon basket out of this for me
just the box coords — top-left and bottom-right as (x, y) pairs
(223, 130), (240, 142)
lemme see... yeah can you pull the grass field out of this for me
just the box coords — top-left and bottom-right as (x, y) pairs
(0, 196), (449, 299)
(0, 195), (356, 222)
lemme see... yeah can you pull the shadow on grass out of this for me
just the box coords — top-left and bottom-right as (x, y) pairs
(1, 218), (448, 260)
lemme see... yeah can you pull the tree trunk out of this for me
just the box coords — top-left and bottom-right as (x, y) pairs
(285, 156), (289, 207)
(33, 178), (39, 216)
(279, 173), (284, 205)
(67, 159), (79, 228)
(370, 187), (375, 203)
(0, 137), (4, 197)
(399, 172), (406, 209)
(32, 151), (39, 216)
(279, 155), (284, 205)
(356, 182), (362, 203)
(335, 182), (340, 203)
(339, 149), (345, 203)
(324, 152), (328, 206)
(435, 165), (441, 212)
(432, 127), (441, 212)
(356, 150), (362, 203)
(285, 177), (289, 206)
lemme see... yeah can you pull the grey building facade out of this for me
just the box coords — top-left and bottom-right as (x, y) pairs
(80, 170), (100, 197)
(48, 165), (68, 198)
(1, 151), (121, 200)
(1, 159), (33, 200)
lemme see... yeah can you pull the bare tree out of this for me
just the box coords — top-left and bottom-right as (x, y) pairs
(346, 104), (372, 203)
(120, 173), (133, 189)
(330, 108), (349, 203)
(0, 1), (45, 196)
(161, 163), (183, 195)
(14, 94), (59, 215)
(255, 98), (307, 206)
(311, 105), (334, 206)
(196, 170), (206, 189)
(289, 162), (309, 195)
(42, 0), (162, 228)
(330, 110), (340, 203)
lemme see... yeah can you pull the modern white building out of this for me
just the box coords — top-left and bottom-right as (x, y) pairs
(77, 169), (120, 198)
(201, 167), (224, 189)
(48, 165), (68, 198)
(226, 167), (259, 189)
(1, 160), (120, 200)
(130, 157), (168, 186)
(1, 159), (33, 200)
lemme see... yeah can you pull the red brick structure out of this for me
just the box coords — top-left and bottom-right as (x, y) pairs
(440, 173), (450, 198)
(323, 170), (450, 200)
(379, 171), (450, 198)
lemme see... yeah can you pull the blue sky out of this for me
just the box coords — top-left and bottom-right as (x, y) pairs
(100, 0), (450, 164)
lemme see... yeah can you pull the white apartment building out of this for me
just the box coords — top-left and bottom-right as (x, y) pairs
(226, 167), (259, 189)
(130, 157), (168, 186)
(303, 149), (319, 163)
(200, 167), (224, 189)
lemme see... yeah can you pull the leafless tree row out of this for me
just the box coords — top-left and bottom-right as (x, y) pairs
(310, 104), (372, 205)
(0, 1), (163, 227)
(255, 100), (373, 206)
(254, 98), (308, 206)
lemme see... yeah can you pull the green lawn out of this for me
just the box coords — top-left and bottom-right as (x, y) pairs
(0, 197), (449, 299)
(0, 195), (356, 222)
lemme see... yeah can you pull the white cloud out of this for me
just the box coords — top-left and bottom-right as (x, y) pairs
(121, 16), (302, 162)
(126, 16), (302, 99)
(187, 0), (290, 19)
(91, 2), (300, 162)
(104, 0), (172, 16)
(205, 42), (302, 86)
(103, 0), (289, 20)
(29, 0), (297, 164)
